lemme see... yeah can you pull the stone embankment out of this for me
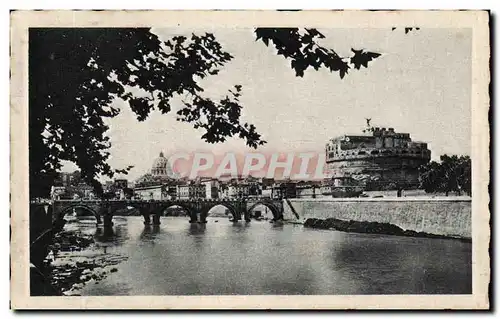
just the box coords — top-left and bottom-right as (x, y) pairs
(284, 198), (472, 239)
(303, 217), (471, 242)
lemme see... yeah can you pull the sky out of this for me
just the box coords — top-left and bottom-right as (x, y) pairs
(64, 27), (472, 181)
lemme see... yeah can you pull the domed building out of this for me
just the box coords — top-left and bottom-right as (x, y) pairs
(134, 151), (177, 188)
(151, 151), (171, 176)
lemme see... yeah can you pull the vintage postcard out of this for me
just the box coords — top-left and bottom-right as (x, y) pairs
(10, 10), (490, 309)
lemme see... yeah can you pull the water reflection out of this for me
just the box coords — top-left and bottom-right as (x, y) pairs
(270, 222), (284, 229)
(187, 223), (206, 236)
(231, 221), (249, 228)
(92, 222), (129, 248)
(94, 226), (115, 243)
(327, 233), (472, 294)
(72, 217), (471, 296)
(139, 225), (161, 242)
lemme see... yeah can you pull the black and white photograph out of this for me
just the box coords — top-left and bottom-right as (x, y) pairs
(10, 10), (490, 309)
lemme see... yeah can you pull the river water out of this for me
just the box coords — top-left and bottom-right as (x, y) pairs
(55, 216), (471, 295)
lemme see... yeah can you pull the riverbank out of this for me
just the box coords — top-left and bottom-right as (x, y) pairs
(33, 225), (128, 296)
(303, 217), (471, 242)
(284, 198), (471, 239)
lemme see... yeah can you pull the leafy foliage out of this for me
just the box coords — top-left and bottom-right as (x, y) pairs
(255, 28), (381, 78)
(29, 29), (264, 198)
(350, 49), (381, 70)
(53, 171), (83, 187)
(30, 28), (381, 199)
(391, 27), (420, 34)
(418, 155), (471, 196)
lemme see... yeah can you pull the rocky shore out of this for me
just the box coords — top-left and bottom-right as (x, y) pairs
(33, 228), (127, 296)
(303, 218), (471, 242)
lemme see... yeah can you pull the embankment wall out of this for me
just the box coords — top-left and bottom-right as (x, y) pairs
(283, 198), (471, 239)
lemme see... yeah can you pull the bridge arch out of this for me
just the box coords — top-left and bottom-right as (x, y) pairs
(161, 204), (191, 217)
(159, 203), (195, 218)
(203, 202), (238, 220)
(247, 201), (281, 220)
(56, 204), (100, 221)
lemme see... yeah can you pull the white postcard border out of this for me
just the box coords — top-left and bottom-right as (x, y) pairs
(10, 10), (490, 309)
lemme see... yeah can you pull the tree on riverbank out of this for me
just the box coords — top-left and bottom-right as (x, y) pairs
(418, 155), (471, 196)
(29, 28), (381, 198)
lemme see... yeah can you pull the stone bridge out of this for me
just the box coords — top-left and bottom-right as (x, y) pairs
(51, 198), (284, 227)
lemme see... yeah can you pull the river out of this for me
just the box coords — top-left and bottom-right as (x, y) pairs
(52, 215), (471, 295)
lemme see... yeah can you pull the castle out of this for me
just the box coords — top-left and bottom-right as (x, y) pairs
(325, 127), (431, 191)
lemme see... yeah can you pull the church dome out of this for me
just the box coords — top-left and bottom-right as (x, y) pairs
(151, 151), (175, 177)
(152, 151), (168, 170)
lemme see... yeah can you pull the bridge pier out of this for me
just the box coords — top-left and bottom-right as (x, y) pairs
(143, 214), (151, 225)
(102, 205), (114, 227)
(244, 210), (251, 222)
(103, 214), (113, 228)
(97, 205), (109, 226)
(152, 214), (161, 225)
(232, 213), (241, 222)
(199, 208), (208, 224)
(189, 213), (198, 223)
